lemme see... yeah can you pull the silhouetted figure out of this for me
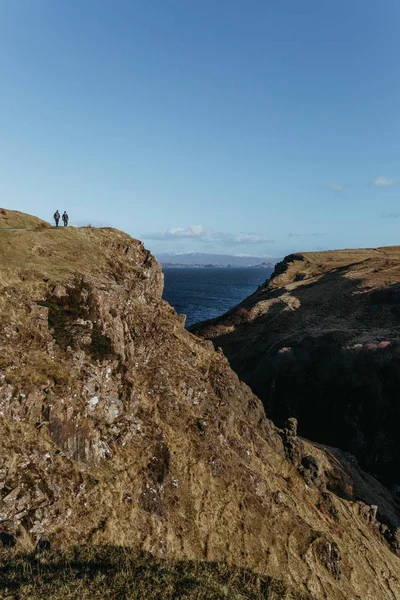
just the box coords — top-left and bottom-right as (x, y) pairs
(62, 211), (69, 226)
(53, 210), (60, 227)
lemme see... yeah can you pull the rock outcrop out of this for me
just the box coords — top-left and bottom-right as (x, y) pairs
(1, 212), (400, 599)
(192, 247), (400, 487)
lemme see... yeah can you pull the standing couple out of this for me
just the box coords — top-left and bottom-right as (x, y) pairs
(53, 210), (69, 227)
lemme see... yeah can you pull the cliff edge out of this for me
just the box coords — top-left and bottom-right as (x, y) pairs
(1, 212), (400, 599)
(192, 247), (400, 487)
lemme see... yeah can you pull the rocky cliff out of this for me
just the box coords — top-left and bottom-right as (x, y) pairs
(192, 248), (400, 488)
(1, 213), (400, 599)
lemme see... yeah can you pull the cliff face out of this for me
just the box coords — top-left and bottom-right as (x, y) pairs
(192, 247), (400, 487)
(1, 212), (400, 600)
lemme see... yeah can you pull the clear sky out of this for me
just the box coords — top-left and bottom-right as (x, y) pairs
(1, 0), (400, 257)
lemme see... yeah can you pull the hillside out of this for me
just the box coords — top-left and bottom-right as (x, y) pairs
(1, 211), (400, 599)
(191, 247), (400, 486)
(0, 208), (49, 229)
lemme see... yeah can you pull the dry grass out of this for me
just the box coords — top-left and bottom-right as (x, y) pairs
(0, 546), (309, 600)
(0, 208), (50, 229)
(2, 214), (400, 600)
(0, 227), (113, 287)
(191, 245), (400, 486)
(0, 210), (146, 295)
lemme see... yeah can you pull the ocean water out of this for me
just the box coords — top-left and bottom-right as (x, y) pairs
(162, 267), (273, 327)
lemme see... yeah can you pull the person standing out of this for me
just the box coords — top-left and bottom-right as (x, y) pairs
(62, 211), (69, 226)
(53, 210), (60, 226)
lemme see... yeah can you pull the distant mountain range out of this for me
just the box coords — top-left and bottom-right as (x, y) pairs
(156, 252), (279, 268)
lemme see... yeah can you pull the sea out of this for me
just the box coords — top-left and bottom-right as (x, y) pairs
(162, 267), (273, 327)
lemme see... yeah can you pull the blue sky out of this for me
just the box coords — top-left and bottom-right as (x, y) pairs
(1, 0), (400, 257)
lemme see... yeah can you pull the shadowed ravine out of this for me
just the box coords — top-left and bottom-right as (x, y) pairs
(191, 249), (400, 486)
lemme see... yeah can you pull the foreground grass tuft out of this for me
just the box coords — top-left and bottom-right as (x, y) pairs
(0, 545), (310, 600)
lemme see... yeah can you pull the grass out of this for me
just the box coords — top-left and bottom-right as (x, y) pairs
(0, 214), (150, 391)
(0, 546), (309, 600)
(0, 207), (50, 230)
(0, 210), (142, 292)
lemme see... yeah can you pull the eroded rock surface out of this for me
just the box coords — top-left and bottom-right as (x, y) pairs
(192, 247), (400, 486)
(0, 212), (400, 599)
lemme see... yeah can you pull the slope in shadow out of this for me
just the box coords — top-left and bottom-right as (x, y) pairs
(192, 265), (400, 487)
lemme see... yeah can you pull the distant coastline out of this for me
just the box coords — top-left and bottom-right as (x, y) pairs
(161, 262), (274, 269)
(156, 252), (280, 269)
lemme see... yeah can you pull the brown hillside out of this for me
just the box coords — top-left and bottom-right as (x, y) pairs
(1, 223), (400, 599)
(191, 247), (400, 486)
(0, 207), (50, 229)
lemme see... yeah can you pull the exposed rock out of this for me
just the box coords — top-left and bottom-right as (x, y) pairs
(301, 455), (326, 490)
(281, 417), (302, 466)
(192, 247), (400, 486)
(285, 417), (298, 437)
(317, 492), (339, 522)
(314, 537), (341, 580)
(273, 490), (285, 504)
(0, 212), (400, 599)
